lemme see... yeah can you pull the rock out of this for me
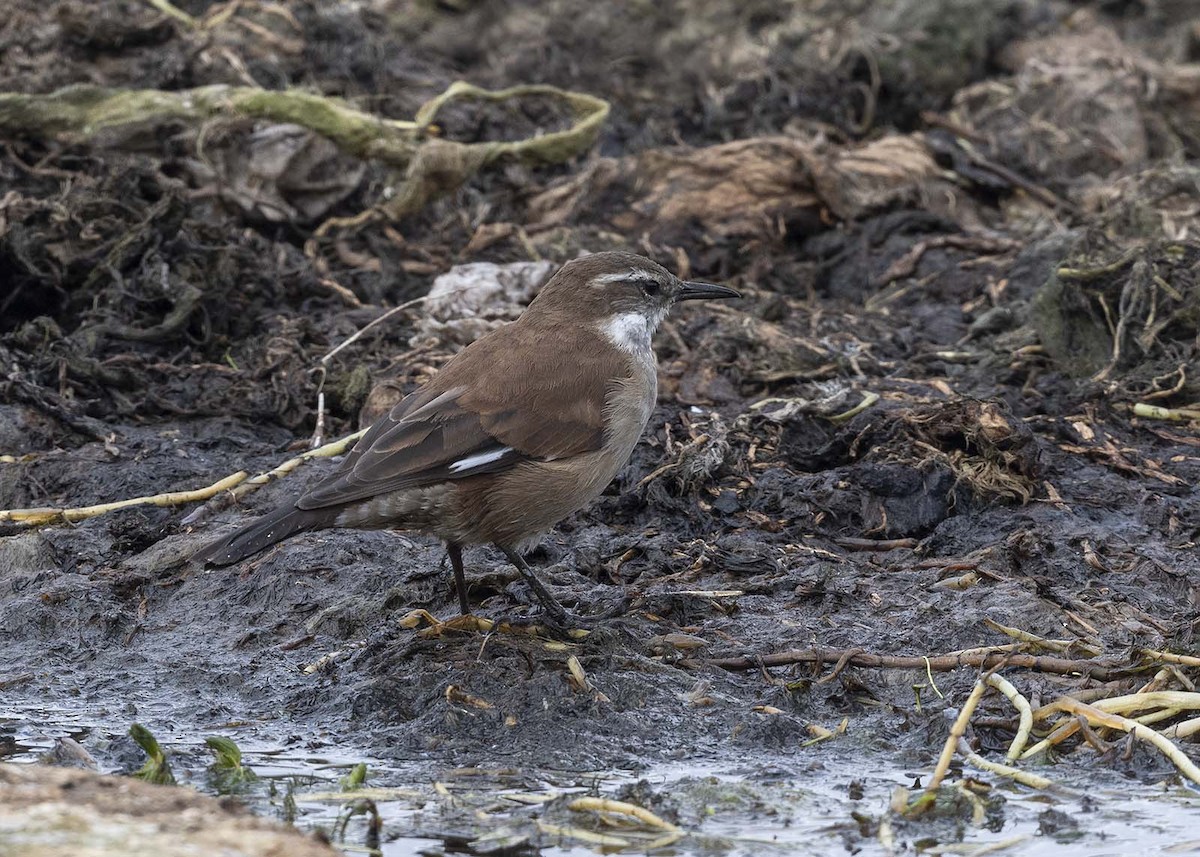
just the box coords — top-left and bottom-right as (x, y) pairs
(0, 762), (337, 857)
(410, 260), (556, 347)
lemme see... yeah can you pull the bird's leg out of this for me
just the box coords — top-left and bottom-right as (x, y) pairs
(499, 546), (571, 625)
(498, 546), (633, 630)
(447, 542), (470, 616)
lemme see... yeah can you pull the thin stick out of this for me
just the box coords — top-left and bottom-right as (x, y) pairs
(0, 82), (609, 193)
(957, 738), (1053, 790)
(1035, 690), (1200, 720)
(816, 648), (865, 685)
(680, 648), (1135, 680)
(986, 674), (1034, 762)
(1051, 698), (1200, 785)
(1132, 403), (1200, 422)
(145, 0), (199, 28)
(181, 428), (367, 525)
(1132, 707), (1183, 726)
(0, 472), (247, 527)
(1020, 719), (1081, 760)
(1141, 649), (1200, 668)
(926, 679), (987, 793)
(310, 390), (326, 450)
(568, 797), (681, 833)
(983, 619), (1097, 655)
(319, 294), (431, 365)
(828, 391), (880, 423)
(673, 590), (744, 598)
(1162, 717), (1200, 740)
(1136, 667), (1173, 695)
(942, 642), (1025, 658)
(5, 414), (371, 531)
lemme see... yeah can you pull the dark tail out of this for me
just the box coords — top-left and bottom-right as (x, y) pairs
(193, 504), (328, 567)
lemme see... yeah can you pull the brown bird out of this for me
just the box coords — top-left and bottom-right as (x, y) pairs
(197, 251), (739, 625)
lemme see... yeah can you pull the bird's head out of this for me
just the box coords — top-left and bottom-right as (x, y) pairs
(526, 251), (739, 353)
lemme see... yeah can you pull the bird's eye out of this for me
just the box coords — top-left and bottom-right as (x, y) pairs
(636, 278), (661, 297)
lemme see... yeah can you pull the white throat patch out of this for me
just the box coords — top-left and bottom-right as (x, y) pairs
(600, 310), (664, 355)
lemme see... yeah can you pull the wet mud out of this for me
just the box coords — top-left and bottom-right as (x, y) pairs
(2, 0), (1200, 854)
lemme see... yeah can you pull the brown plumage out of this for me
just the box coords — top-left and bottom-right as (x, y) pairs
(195, 251), (738, 625)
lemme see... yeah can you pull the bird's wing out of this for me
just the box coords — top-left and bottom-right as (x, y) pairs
(296, 322), (629, 510)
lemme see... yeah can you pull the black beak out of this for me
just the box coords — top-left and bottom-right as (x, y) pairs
(677, 281), (741, 301)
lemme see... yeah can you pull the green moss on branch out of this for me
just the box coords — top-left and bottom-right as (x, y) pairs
(0, 81), (610, 218)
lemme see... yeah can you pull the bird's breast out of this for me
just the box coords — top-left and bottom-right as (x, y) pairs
(603, 356), (657, 463)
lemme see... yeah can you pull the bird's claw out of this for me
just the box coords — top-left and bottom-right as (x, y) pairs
(527, 587), (632, 634)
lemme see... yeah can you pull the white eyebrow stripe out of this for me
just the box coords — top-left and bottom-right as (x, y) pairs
(448, 446), (514, 473)
(595, 270), (642, 283)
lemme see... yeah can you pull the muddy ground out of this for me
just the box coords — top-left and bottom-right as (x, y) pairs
(2, 0), (1200, 854)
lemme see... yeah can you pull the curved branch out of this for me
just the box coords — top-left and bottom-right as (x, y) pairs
(0, 81), (610, 218)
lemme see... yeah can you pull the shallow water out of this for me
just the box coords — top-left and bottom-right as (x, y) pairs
(5, 707), (1200, 856)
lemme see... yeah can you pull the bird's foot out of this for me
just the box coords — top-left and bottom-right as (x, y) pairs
(525, 587), (632, 635)
(498, 545), (631, 634)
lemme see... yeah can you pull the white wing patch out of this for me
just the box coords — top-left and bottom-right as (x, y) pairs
(448, 446), (514, 474)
